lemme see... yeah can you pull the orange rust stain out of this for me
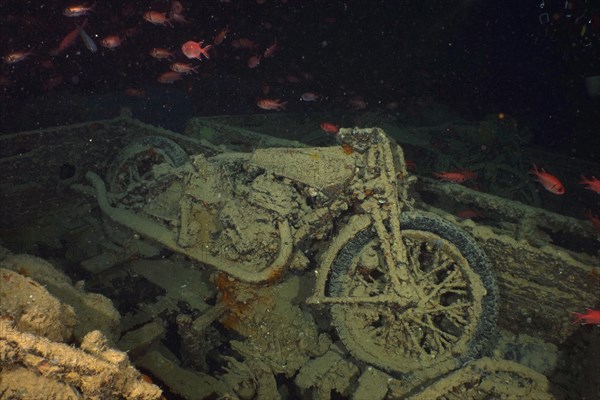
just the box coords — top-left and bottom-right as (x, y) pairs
(265, 266), (285, 284)
(341, 144), (353, 155)
(214, 272), (255, 330)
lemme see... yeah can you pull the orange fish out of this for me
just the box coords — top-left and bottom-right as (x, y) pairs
(529, 164), (565, 195)
(579, 175), (600, 195)
(3, 50), (32, 64)
(181, 40), (212, 60)
(143, 11), (173, 27)
(320, 122), (339, 135)
(100, 35), (121, 50)
(257, 99), (287, 111)
(63, 4), (95, 17)
(149, 48), (175, 60)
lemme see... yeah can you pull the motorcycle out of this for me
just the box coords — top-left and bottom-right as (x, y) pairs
(85, 126), (498, 380)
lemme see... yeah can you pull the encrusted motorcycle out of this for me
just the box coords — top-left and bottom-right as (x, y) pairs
(86, 127), (498, 381)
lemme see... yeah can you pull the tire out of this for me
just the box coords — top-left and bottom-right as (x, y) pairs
(105, 136), (188, 194)
(328, 211), (498, 376)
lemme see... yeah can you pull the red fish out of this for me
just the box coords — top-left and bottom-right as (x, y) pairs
(572, 309), (600, 325)
(529, 164), (565, 195)
(149, 48), (175, 60)
(433, 171), (474, 183)
(263, 39), (278, 58)
(257, 99), (287, 111)
(100, 35), (121, 50)
(125, 88), (145, 97)
(143, 11), (173, 27)
(588, 210), (600, 232)
(181, 40), (212, 60)
(231, 38), (258, 50)
(54, 18), (88, 55)
(213, 26), (229, 45)
(169, 1), (189, 24)
(320, 122), (339, 135)
(157, 71), (182, 84)
(456, 209), (484, 220)
(170, 63), (197, 74)
(247, 55), (261, 68)
(579, 175), (600, 195)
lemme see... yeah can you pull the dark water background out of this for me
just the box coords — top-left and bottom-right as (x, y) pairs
(0, 0), (599, 159)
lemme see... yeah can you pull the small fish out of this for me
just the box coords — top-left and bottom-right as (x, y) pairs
(100, 35), (121, 50)
(257, 98), (287, 111)
(157, 71), (183, 83)
(169, 1), (189, 23)
(3, 50), (32, 64)
(54, 18), (88, 55)
(579, 175), (600, 195)
(247, 55), (261, 68)
(42, 75), (63, 91)
(301, 92), (321, 102)
(0, 76), (14, 86)
(125, 88), (145, 97)
(348, 97), (367, 110)
(170, 62), (197, 74)
(63, 3), (95, 17)
(181, 40), (212, 60)
(231, 38), (258, 50)
(587, 210), (600, 232)
(143, 11), (173, 27)
(529, 164), (565, 195)
(149, 48), (175, 60)
(213, 26), (229, 45)
(433, 171), (471, 183)
(263, 38), (278, 58)
(79, 29), (97, 53)
(320, 122), (339, 135)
